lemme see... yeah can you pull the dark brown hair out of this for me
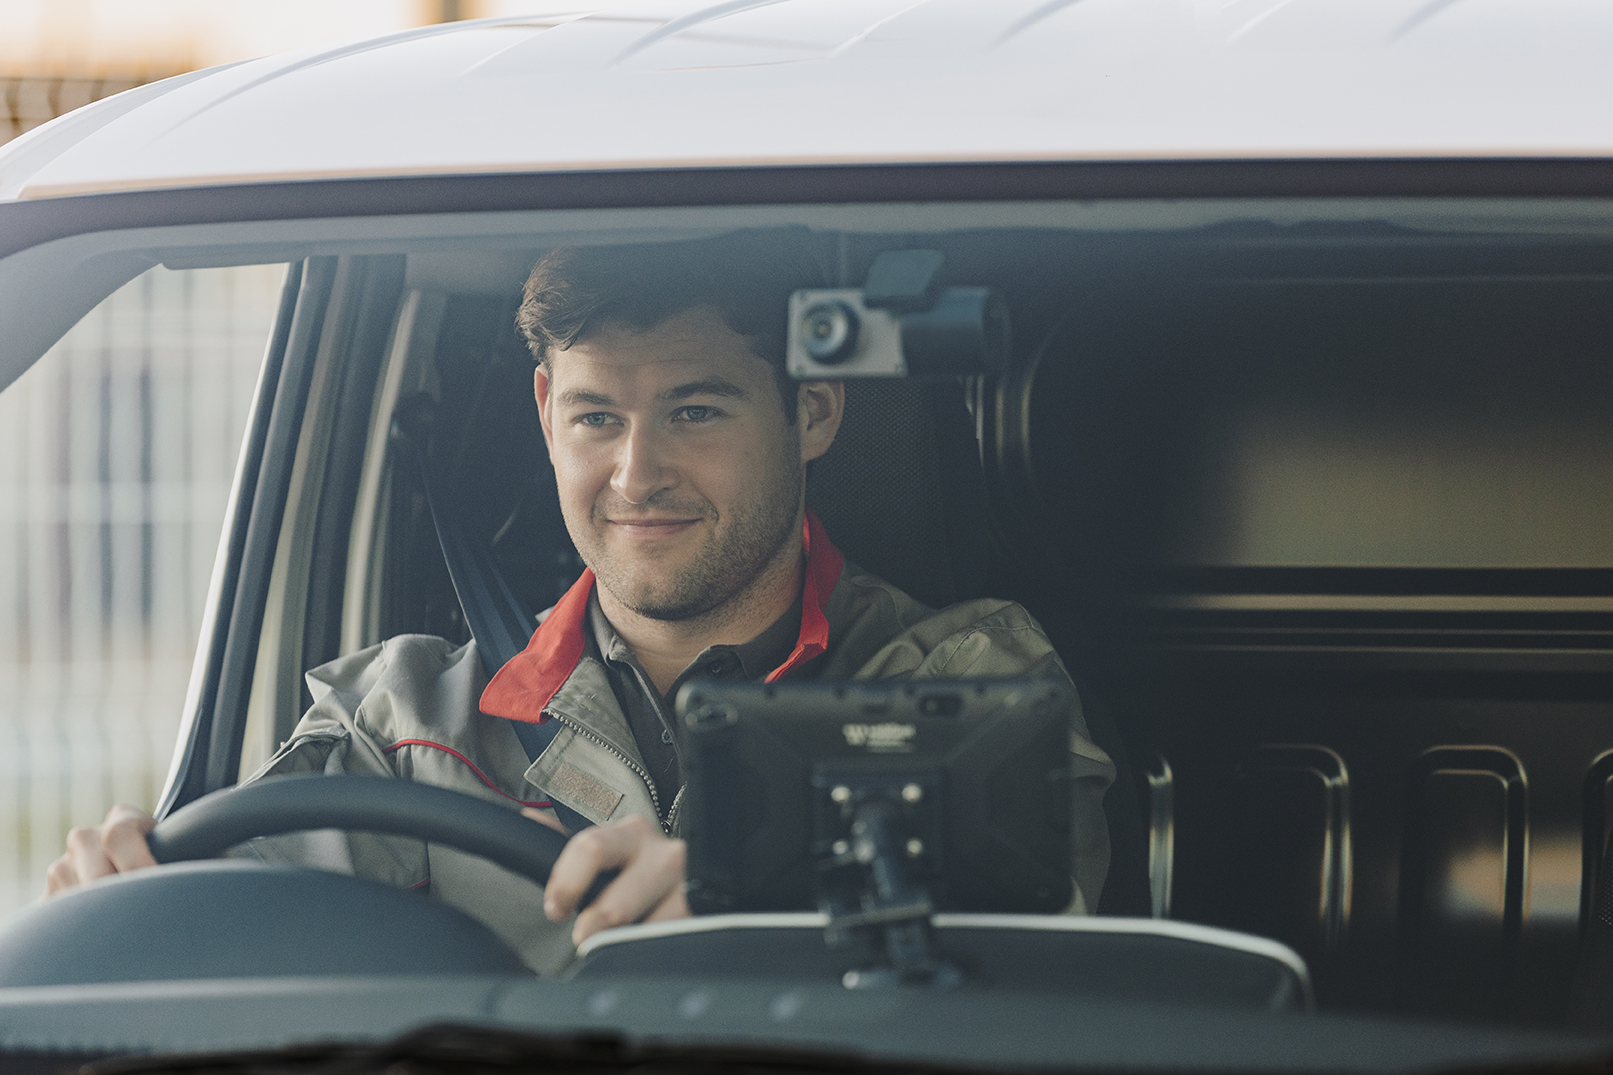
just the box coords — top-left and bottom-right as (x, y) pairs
(516, 231), (826, 418)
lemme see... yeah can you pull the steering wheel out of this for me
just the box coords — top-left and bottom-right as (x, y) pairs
(0, 774), (596, 987)
(147, 773), (571, 879)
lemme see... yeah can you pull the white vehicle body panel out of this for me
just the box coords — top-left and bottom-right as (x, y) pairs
(1, 0), (1611, 201)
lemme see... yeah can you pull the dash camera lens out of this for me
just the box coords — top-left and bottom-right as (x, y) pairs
(800, 300), (859, 365)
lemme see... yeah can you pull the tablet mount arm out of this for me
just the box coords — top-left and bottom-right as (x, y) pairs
(813, 771), (961, 989)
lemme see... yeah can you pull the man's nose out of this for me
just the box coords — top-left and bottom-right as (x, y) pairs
(610, 423), (676, 505)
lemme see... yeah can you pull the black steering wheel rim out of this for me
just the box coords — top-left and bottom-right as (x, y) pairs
(148, 773), (571, 887)
(0, 774), (574, 986)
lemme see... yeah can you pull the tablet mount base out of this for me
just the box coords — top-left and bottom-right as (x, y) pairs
(815, 779), (961, 989)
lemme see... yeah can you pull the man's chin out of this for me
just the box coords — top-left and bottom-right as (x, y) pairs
(613, 586), (719, 623)
(625, 601), (712, 623)
(592, 562), (717, 623)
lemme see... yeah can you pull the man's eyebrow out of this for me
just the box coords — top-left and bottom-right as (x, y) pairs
(558, 388), (617, 407)
(660, 378), (750, 402)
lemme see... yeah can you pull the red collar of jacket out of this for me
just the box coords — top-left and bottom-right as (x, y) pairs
(480, 510), (845, 725)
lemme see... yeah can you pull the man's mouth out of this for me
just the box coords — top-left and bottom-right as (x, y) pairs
(607, 517), (701, 536)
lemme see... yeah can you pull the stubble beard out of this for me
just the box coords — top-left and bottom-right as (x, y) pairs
(578, 459), (804, 624)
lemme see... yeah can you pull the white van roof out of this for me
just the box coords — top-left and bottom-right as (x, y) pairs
(3, 0), (1612, 201)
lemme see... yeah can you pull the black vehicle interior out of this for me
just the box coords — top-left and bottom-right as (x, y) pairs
(40, 214), (1613, 1030)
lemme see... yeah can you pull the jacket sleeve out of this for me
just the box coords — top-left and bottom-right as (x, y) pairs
(859, 601), (1117, 915)
(229, 642), (429, 889)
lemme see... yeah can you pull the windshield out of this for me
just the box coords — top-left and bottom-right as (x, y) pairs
(0, 261), (286, 914)
(3, 194), (1613, 1070)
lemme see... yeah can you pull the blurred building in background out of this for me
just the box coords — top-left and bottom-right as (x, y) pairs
(2, 75), (144, 144)
(0, 0), (554, 145)
(0, 263), (287, 915)
(0, 0), (551, 914)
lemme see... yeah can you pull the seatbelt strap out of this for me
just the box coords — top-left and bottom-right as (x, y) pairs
(410, 442), (592, 832)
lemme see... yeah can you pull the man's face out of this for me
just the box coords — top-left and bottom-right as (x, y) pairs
(534, 306), (834, 622)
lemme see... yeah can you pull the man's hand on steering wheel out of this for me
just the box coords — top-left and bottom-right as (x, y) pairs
(44, 804), (158, 897)
(529, 810), (690, 945)
(46, 789), (692, 949)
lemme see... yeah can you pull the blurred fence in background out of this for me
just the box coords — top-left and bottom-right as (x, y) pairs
(1, 75), (155, 144)
(0, 263), (287, 917)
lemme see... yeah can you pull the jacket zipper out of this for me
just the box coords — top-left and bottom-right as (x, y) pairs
(549, 711), (669, 832)
(665, 785), (685, 835)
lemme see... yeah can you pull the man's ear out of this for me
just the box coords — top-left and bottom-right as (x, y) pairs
(533, 364), (556, 454)
(796, 380), (844, 464)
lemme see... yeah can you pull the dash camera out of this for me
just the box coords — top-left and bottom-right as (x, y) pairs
(786, 250), (1010, 379)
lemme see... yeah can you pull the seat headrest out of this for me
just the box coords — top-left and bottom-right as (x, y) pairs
(806, 380), (999, 610)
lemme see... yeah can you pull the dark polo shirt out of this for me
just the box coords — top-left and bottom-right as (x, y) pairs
(586, 592), (802, 816)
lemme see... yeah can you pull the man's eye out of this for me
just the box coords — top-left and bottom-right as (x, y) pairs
(579, 412), (615, 427)
(675, 405), (720, 423)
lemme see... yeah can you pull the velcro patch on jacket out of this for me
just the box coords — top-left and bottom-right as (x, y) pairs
(547, 763), (625, 820)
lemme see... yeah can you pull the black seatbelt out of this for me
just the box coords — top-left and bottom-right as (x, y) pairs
(408, 439), (593, 833)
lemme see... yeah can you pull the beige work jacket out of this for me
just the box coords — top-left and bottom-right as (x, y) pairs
(241, 551), (1115, 974)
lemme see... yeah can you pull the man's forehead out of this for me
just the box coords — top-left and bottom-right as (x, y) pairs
(548, 308), (771, 393)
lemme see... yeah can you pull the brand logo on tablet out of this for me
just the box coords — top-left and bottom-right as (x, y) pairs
(842, 722), (916, 752)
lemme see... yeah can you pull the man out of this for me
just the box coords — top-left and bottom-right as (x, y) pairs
(45, 236), (1115, 973)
